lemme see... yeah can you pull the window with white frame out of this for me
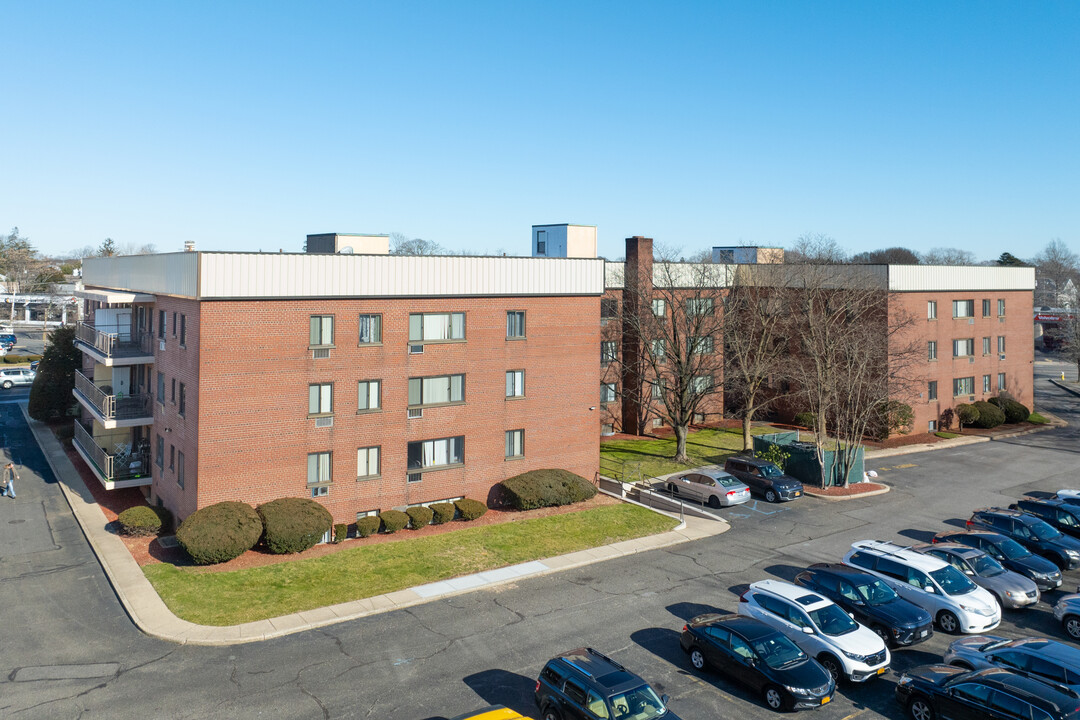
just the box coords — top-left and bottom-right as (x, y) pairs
(357, 446), (380, 479)
(155, 435), (164, 468)
(505, 370), (524, 398)
(998, 373), (1006, 390)
(998, 299), (1006, 316)
(651, 380), (664, 400)
(929, 420), (938, 432)
(983, 374), (991, 393)
(601, 341), (617, 364)
(650, 339), (665, 360)
(358, 314), (382, 344)
(928, 300), (937, 320)
(691, 335), (714, 354)
(309, 383), (332, 415)
(953, 338), (974, 357)
(692, 376), (713, 394)
(600, 383), (616, 403)
(505, 429), (524, 459)
(997, 336), (1006, 354)
(928, 381), (937, 401)
(952, 300), (974, 318)
(928, 341), (937, 361)
(983, 336), (991, 355)
(407, 436), (464, 471)
(408, 312), (465, 342)
(686, 297), (714, 316)
(982, 299), (992, 317)
(953, 376), (974, 396)
(307, 451), (331, 486)
(357, 380), (381, 412)
(409, 374), (464, 407)
(652, 298), (666, 317)
(310, 315), (334, 346)
(506, 311), (526, 339)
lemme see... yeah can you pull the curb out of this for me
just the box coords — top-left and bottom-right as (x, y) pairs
(1051, 378), (1080, 399)
(865, 420), (1061, 461)
(802, 483), (891, 502)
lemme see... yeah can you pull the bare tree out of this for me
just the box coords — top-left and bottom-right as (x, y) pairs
(115, 242), (158, 256)
(921, 247), (977, 265)
(850, 247), (921, 264)
(787, 233), (849, 264)
(1033, 239), (1080, 307)
(390, 232), (443, 255)
(0, 228), (50, 325)
(1047, 314), (1080, 381)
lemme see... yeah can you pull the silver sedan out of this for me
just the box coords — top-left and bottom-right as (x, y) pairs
(913, 542), (1039, 609)
(666, 469), (750, 508)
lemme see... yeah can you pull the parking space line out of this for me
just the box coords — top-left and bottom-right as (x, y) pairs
(893, 463), (917, 469)
(839, 709), (866, 720)
(679, 671), (740, 705)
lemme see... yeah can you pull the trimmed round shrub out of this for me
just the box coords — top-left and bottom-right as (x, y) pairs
(971, 400), (1005, 429)
(406, 505), (434, 529)
(1001, 399), (1030, 424)
(793, 411), (817, 429)
(454, 498), (488, 521)
(955, 403), (980, 428)
(379, 509), (409, 534)
(356, 516), (380, 538)
(334, 523), (348, 543)
(257, 497), (333, 554)
(117, 505), (166, 537)
(176, 501), (263, 565)
(430, 502), (456, 525)
(500, 469), (597, 511)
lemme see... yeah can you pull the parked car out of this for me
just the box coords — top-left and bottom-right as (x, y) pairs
(1013, 498), (1080, 539)
(843, 540), (1001, 634)
(945, 636), (1080, 693)
(737, 578), (890, 682)
(913, 542), (1040, 610)
(29, 360), (38, 372)
(450, 707), (535, 720)
(1056, 489), (1080, 506)
(534, 648), (678, 720)
(666, 469), (751, 508)
(680, 613), (834, 711)
(723, 457), (804, 503)
(0, 333), (16, 350)
(895, 665), (1080, 720)
(794, 563), (934, 647)
(934, 530), (1063, 591)
(967, 507), (1080, 570)
(1054, 593), (1080, 641)
(0, 368), (35, 389)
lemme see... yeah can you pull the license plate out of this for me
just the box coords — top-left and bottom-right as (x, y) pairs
(793, 491), (801, 496)
(919, 630), (929, 638)
(877, 667), (886, 675)
(821, 697), (831, 705)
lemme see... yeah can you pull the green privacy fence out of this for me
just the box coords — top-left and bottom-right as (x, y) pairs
(752, 432), (864, 487)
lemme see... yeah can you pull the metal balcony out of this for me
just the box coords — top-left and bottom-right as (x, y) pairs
(71, 420), (152, 490)
(75, 322), (155, 366)
(73, 371), (153, 429)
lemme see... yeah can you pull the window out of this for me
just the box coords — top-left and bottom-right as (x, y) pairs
(506, 311), (525, 339)
(929, 420), (938, 432)
(505, 429), (524, 459)
(982, 299), (992, 317)
(309, 383), (333, 415)
(357, 380), (381, 412)
(601, 341), (617, 364)
(563, 679), (588, 707)
(998, 372), (1006, 391)
(505, 370), (524, 398)
(928, 341), (937, 361)
(307, 451), (331, 486)
(358, 314), (382, 344)
(983, 337), (991, 355)
(310, 315), (334, 346)
(691, 335), (714, 354)
(927, 300), (937, 320)
(692, 376), (713, 393)
(953, 300), (974, 318)
(652, 380), (664, 400)
(171, 378), (176, 403)
(650, 339), (665, 360)
(998, 299), (1006, 316)
(179, 314), (186, 346)
(928, 381), (937, 401)
(155, 435), (164, 468)
(409, 312), (465, 342)
(983, 375), (991, 393)
(536, 230), (546, 255)
(997, 336), (1006, 354)
(407, 436), (464, 471)
(409, 374), (464, 406)
(311, 485), (329, 498)
(158, 310), (165, 339)
(601, 383), (616, 403)
(953, 376), (974, 396)
(169, 444), (175, 470)
(157, 372), (165, 404)
(652, 298), (665, 317)
(357, 446), (380, 479)
(177, 451), (184, 489)
(172, 312), (177, 337)
(178, 383), (186, 417)
(686, 297), (714, 316)
(600, 299), (618, 318)
(953, 338), (974, 357)
(585, 690), (609, 720)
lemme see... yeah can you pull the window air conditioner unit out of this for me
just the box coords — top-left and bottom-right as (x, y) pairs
(313, 348), (330, 359)
(969, 357), (974, 363)
(407, 472), (422, 483)
(407, 408), (423, 419)
(968, 318), (975, 325)
(159, 340), (166, 351)
(409, 344), (424, 355)
(1000, 353), (1006, 360)
(315, 416), (333, 428)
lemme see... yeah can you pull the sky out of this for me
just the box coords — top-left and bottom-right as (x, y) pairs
(2, 1), (1078, 261)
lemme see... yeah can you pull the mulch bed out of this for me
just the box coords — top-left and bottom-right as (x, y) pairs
(804, 482), (886, 497)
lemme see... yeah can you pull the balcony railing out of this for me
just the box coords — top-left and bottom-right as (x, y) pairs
(72, 421), (151, 483)
(74, 371), (152, 422)
(76, 322), (154, 359)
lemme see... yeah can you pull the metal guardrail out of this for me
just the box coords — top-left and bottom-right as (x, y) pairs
(74, 371), (152, 421)
(72, 421), (150, 481)
(76, 322), (153, 358)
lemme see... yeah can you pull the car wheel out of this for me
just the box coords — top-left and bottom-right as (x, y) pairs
(765, 489), (779, 503)
(707, 495), (721, 509)
(872, 625), (891, 646)
(1054, 553), (1071, 571)
(908, 696), (936, 720)
(689, 647), (707, 671)
(1064, 615), (1080, 640)
(818, 654), (842, 682)
(937, 610), (960, 634)
(1, 381), (11, 389)
(762, 684), (788, 712)
(541, 706), (562, 720)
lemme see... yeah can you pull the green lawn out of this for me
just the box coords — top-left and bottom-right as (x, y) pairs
(600, 426), (775, 481)
(144, 504), (678, 626)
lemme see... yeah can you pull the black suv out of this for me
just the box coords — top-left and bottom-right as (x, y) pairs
(724, 457), (803, 503)
(794, 563), (934, 647)
(934, 530), (1063, 591)
(895, 665), (1080, 720)
(968, 508), (1080, 570)
(1013, 498), (1080, 539)
(534, 648), (679, 720)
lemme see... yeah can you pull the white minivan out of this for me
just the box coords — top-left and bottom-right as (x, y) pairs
(842, 540), (1001, 634)
(738, 578), (890, 682)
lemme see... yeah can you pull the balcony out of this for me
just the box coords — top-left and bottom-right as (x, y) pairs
(73, 371), (153, 429)
(75, 322), (155, 366)
(71, 421), (152, 490)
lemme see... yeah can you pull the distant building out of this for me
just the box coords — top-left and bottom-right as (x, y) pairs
(531, 224), (597, 259)
(711, 246), (784, 265)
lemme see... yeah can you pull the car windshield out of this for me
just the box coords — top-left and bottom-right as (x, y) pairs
(758, 464), (784, 478)
(752, 633), (807, 669)
(1030, 520), (1063, 541)
(929, 565), (978, 595)
(855, 578), (899, 606)
(970, 554), (1005, 577)
(808, 604), (858, 636)
(608, 685), (667, 720)
(996, 537), (1032, 559)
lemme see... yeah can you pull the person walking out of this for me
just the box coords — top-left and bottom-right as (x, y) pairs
(3, 462), (17, 498)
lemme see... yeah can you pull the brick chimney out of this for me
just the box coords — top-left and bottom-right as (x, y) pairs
(621, 236), (654, 436)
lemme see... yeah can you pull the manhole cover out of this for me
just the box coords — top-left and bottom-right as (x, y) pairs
(8, 519), (25, 524)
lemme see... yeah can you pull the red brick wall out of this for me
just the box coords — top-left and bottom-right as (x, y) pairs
(166, 296), (600, 524)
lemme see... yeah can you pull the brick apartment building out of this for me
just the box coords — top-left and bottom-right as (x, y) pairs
(73, 237), (604, 524)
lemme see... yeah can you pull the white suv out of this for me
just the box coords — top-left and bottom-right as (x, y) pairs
(843, 540), (1001, 634)
(737, 578), (890, 682)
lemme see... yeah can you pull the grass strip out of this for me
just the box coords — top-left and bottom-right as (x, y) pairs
(599, 426), (774, 480)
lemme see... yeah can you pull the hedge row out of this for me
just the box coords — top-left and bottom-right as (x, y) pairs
(953, 395), (1031, 429)
(4, 354), (42, 364)
(499, 469), (596, 511)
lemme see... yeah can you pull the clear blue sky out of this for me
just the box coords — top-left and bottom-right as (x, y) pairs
(3, 1), (1078, 260)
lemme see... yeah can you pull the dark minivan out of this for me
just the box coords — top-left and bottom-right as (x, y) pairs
(724, 457), (803, 503)
(968, 507), (1080, 570)
(1013, 498), (1080, 539)
(794, 563), (934, 647)
(934, 530), (1063, 591)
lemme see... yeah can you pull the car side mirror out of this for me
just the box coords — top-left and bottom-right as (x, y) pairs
(661, 694), (670, 705)
(848, 612), (855, 619)
(924, 585), (936, 593)
(851, 598), (865, 606)
(802, 626), (814, 634)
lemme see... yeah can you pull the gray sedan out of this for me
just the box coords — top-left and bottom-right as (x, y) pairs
(913, 542), (1039, 609)
(1053, 592), (1080, 640)
(666, 469), (750, 508)
(944, 636), (1080, 693)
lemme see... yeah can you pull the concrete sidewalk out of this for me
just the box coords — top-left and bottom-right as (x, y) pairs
(24, 407), (728, 646)
(864, 414), (1066, 460)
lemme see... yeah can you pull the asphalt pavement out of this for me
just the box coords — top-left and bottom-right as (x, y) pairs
(1, 355), (1078, 719)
